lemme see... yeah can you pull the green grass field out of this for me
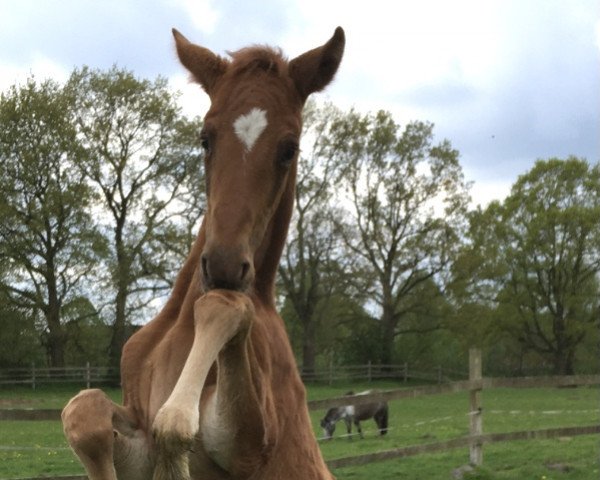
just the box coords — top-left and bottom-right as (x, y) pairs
(0, 382), (598, 479)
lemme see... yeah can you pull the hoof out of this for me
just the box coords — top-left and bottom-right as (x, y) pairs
(152, 404), (198, 453)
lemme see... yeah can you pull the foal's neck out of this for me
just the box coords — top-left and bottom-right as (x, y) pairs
(251, 164), (297, 305)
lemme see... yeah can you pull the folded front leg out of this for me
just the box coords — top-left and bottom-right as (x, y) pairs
(62, 389), (151, 480)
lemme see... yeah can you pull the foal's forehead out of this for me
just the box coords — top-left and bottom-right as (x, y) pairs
(233, 107), (268, 151)
(204, 50), (303, 152)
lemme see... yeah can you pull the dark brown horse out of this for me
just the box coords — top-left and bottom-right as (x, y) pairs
(320, 391), (389, 440)
(61, 27), (344, 479)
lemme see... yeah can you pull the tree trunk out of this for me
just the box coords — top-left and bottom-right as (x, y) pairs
(553, 347), (575, 375)
(46, 309), (66, 367)
(301, 319), (317, 379)
(46, 256), (65, 367)
(108, 283), (127, 370)
(379, 306), (396, 366)
(109, 227), (129, 370)
(552, 314), (575, 375)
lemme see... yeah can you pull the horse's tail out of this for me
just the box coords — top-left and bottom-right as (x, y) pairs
(377, 403), (388, 435)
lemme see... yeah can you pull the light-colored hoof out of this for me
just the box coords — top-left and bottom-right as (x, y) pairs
(152, 404), (199, 453)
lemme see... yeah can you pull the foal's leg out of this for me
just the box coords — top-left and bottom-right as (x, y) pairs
(152, 291), (271, 479)
(203, 313), (276, 476)
(62, 389), (151, 480)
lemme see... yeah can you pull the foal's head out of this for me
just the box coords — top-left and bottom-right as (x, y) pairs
(173, 28), (344, 293)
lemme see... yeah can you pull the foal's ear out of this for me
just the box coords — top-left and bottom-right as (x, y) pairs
(289, 27), (345, 101)
(172, 29), (228, 95)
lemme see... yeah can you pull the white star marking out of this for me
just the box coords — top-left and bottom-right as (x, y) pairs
(233, 108), (268, 152)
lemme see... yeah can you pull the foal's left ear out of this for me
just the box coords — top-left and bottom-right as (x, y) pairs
(289, 27), (345, 102)
(172, 29), (228, 95)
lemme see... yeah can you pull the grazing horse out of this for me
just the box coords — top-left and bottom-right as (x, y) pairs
(320, 391), (388, 440)
(61, 27), (344, 480)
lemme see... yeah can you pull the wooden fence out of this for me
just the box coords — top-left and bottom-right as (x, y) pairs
(1, 349), (599, 478)
(0, 362), (464, 389)
(0, 363), (120, 389)
(300, 362), (468, 384)
(308, 349), (600, 469)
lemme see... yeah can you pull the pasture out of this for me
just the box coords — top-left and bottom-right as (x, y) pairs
(0, 382), (598, 479)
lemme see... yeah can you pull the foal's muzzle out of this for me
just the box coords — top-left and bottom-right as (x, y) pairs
(200, 245), (253, 292)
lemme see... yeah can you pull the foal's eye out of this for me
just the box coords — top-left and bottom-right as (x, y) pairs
(199, 131), (211, 154)
(277, 140), (299, 169)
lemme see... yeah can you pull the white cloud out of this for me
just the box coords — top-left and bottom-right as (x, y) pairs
(283, 0), (502, 98)
(169, 73), (210, 119)
(0, 56), (68, 92)
(170, 0), (220, 35)
(469, 178), (511, 208)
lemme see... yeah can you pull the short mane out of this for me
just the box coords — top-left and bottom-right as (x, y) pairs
(228, 46), (287, 76)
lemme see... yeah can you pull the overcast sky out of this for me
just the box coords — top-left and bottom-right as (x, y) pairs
(1, 0), (598, 206)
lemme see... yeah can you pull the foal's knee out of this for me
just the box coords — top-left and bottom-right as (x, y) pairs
(62, 389), (119, 479)
(62, 389), (116, 451)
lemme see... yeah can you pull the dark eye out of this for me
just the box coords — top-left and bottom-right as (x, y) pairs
(199, 130), (211, 154)
(277, 140), (299, 168)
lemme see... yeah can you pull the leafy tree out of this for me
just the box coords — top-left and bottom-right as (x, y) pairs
(0, 289), (44, 368)
(278, 103), (354, 375)
(0, 78), (106, 367)
(328, 110), (471, 364)
(63, 296), (112, 366)
(448, 202), (504, 356)
(68, 67), (204, 368)
(458, 158), (600, 374)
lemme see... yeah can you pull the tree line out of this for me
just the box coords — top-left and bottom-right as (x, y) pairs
(0, 67), (598, 376)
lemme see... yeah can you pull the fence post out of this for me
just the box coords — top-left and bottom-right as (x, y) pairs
(367, 361), (372, 383)
(469, 348), (483, 466)
(86, 362), (91, 389)
(403, 362), (408, 383)
(31, 362), (36, 390)
(437, 365), (442, 384)
(328, 358), (333, 386)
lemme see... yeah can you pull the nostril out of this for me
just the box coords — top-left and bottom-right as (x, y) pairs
(201, 249), (251, 291)
(240, 261), (250, 281)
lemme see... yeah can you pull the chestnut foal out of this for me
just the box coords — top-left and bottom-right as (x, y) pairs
(62, 27), (345, 480)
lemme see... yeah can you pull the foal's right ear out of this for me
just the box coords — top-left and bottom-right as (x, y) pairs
(172, 29), (228, 95)
(289, 27), (345, 102)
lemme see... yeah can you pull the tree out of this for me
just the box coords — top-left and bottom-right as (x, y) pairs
(68, 67), (204, 368)
(0, 287), (45, 368)
(0, 78), (107, 367)
(278, 103), (351, 375)
(329, 110), (471, 364)
(460, 158), (600, 374)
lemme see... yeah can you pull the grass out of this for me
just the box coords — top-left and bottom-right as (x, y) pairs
(332, 436), (599, 480)
(0, 382), (598, 479)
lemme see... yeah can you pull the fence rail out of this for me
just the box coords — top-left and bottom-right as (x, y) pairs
(0, 362), (464, 389)
(300, 362), (467, 384)
(0, 364), (119, 389)
(326, 424), (600, 469)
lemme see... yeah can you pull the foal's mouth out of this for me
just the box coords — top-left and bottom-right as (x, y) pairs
(202, 277), (251, 293)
